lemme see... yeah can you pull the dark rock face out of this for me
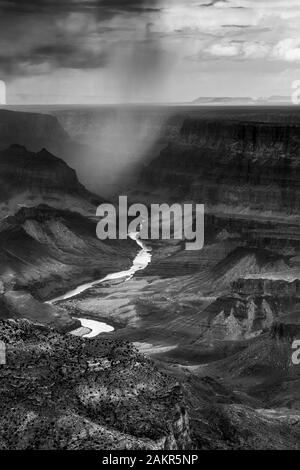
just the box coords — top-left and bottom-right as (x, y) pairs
(0, 319), (191, 450)
(0, 145), (103, 222)
(233, 277), (300, 297)
(0, 145), (100, 212)
(189, 403), (300, 450)
(0, 110), (69, 151)
(180, 119), (300, 153)
(0, 145), (79, 191)
(142, 118), (300, 213)
(200, 276), (300, 341)
(271, 321), (300, 341)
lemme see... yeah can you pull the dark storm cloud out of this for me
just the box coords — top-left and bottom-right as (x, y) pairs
(222, 24), (250, 28)
(94, 0), (162, 14)
(199, 1), (246, 8)
(0, 0), (160, 79)
(0, 33), (109, 78)
(31, 44), (108, 68)
(199, 0), (228, 7)
(0, 0), (160, 17)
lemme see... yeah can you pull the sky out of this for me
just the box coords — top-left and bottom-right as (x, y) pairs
(1, 0), (300, 104)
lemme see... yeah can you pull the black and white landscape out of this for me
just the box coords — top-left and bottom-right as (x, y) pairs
(0, 0), (300, 451)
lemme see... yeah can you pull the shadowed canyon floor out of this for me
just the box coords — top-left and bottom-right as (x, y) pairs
(53, 213), (300, 449)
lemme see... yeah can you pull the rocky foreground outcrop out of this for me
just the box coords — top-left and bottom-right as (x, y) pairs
(1, 107), (299, 450)
(0, 319), (191, 450)
(1, 319), (299, 450)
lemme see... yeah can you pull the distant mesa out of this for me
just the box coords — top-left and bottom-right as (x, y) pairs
(192, 95), (291, 105)
(192, 96), (255, 105)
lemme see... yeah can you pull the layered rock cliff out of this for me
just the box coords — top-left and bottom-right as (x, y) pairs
(0, 145), (101, 216)
(0, 204), (135, 303)
(1, 318), (299, 450)
(141, 118), (300, 214)
(0, 143), (136, 330)
(0, 109), (69, 151)
(0, 145), (81, 192)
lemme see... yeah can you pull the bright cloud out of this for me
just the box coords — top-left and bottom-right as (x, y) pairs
(2, 0), (300, 102)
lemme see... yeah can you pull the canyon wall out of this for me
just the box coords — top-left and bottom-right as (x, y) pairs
(142, 118), (300, 214)
(0, 109), (69, 151)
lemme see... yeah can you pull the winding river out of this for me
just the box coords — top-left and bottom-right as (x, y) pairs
(47, 232), (151, 338)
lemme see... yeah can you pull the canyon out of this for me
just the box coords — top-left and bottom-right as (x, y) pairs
(0, 106), (299, 449)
